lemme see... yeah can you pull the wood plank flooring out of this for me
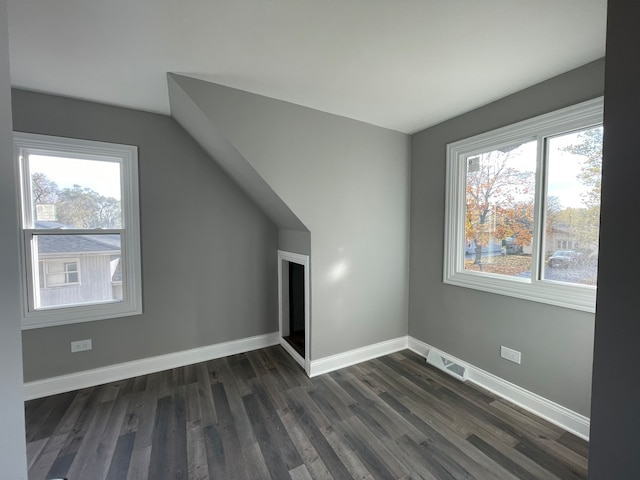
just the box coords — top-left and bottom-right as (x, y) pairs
(24, 347), (588, 479)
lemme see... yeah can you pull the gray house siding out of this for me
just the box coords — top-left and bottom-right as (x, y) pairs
(34, 228), (122, 308)
(38, 253), (119, 307)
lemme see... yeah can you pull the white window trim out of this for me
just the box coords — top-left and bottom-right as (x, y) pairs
(14, 132), (143, 329)
(444, 97), (603, 313)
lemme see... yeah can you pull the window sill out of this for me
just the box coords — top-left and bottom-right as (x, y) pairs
(444, 271), (596, 313)
(22, 300), (142, 330)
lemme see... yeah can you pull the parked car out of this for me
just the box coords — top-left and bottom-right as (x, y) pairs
(548, 250), (582, 268)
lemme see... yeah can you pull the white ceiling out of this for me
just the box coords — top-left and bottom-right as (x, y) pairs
(6, 0), (607, 134)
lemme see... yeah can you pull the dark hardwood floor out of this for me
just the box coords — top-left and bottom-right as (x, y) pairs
(25, 347), (588, 479)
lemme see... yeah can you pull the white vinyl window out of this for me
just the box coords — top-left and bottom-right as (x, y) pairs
(444, 98), (603, 312)
(14, 133), (142, 329)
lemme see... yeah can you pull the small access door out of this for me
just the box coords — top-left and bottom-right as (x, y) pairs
(278, 250), (310, 374)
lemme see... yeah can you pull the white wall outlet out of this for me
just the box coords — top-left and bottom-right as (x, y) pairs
(500, 345), (521, 364)
(71, 339), (92, 353)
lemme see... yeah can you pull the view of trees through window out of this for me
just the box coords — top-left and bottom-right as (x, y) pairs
(543, 126), (602, 286)
(464, 126), (602, 287)
(464, 140), (536, 276)
(31, 171), (122, 229)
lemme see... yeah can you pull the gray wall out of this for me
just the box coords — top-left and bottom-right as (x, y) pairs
(589, 1), (640, 476)
(168, 75), (309, 234)
(409, 59), (605, 416)
(13, 89), (279, 382)
(0, 1), (28, 477)
(279, 229), (311, 256)
(169, 77), (411, 360)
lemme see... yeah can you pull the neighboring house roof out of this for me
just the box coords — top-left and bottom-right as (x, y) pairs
(35, 221), (120, 255)
(38, 235), (120, 255)
(36, 221), (68, 229)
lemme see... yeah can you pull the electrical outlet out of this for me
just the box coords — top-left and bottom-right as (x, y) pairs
(500, 345), (521, 364)
(71, 339), (92, 353)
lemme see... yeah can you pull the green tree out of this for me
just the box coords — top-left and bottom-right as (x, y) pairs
(563, 126), (603, 252)
(546, 195), (563, 227)
(31, 173), (122, 229)
(56, 185), (121, 229)
(31, 172), (59, 204)
(94, 196), (121, 228)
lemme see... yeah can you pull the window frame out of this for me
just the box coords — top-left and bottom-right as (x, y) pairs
(14, 132), (143, 329)
(443, 97), (603, 313)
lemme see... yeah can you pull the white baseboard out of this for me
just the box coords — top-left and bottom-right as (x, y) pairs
(309, 336), (407, 377)
(25, 332), (591, 441)
(24, 332), (280, 400)
(408, 337), (590, 441)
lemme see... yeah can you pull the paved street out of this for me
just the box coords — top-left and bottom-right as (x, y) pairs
(515, 263), (598, 285)
(544, 263), (598, 284)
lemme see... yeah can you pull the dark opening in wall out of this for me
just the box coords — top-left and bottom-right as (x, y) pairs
(285, 262), (305, 357)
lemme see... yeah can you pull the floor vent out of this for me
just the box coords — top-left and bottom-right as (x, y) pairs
(426, 350), (468, 382)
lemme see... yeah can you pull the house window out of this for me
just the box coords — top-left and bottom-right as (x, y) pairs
(41, 259), (80, 287)
(15, 133), (142, 329)
(444, 98), (603, 312)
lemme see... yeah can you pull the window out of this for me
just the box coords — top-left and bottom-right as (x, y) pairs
(444, 98), (603, 312)
(41, 259), (80, 287)
(14, 133), (142, 328)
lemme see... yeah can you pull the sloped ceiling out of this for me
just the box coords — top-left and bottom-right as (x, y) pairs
(7, 0), (606, 133)
(168, 73), (308, 231)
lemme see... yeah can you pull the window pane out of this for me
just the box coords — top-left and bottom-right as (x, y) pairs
(29, 155), (122, 229)
(543, 126), (602, 286)
(464, 141), (537, 278)
(47, 262), (64, 273)
(34, 233), (123, 308)
(47, 273), (67, 286)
